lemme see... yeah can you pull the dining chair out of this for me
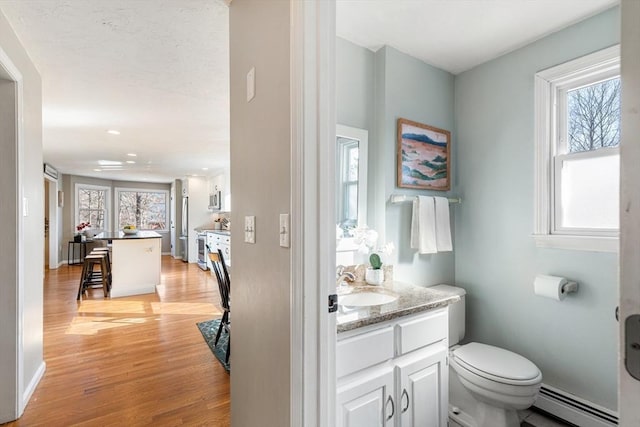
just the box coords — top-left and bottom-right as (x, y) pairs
(208, 248), (231, 364)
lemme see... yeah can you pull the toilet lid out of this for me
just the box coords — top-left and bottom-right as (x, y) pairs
(452, 343), (542, 386)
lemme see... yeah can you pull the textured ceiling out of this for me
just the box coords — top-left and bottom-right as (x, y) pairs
(0, 0), (229, 183)
(0, 0), (618, 183)
(337, 0), (618, 75)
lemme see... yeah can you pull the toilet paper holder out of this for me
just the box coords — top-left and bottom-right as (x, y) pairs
(561, 281), (579, 295)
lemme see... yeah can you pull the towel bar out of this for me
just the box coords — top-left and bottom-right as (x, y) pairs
(389, 194), (462, 204)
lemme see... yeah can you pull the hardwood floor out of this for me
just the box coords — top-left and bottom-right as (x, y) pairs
(4, 256), (230, 427)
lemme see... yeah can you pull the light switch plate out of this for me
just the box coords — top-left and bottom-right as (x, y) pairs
(246, 67), (255, 102)
(279, 213), (290, 248)
(244, 215), (255, 244)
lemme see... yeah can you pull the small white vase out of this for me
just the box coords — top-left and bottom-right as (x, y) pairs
(365, 268), (384, 285)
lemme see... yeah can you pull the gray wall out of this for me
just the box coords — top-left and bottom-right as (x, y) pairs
(229, 0), (291, 425)
(61, 174), (172, 259)
(454, 7), (619, 410)
(337, 40), (456, 285)
(337, 38), (374, 131)
(379, 46), (456, 286)
(0, 7), (43, 422)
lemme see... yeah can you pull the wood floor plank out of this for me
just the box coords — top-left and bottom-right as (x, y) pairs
(2, 256), (230, 427)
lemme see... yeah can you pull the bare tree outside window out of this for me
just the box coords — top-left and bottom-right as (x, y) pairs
(77, 188), (106, 228)
(567, 77), (621, 153)
(118, 191), (167, 230)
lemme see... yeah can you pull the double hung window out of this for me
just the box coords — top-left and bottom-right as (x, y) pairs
(534, 46), (620, 252)
(76, 184), (109, 230)
(116, 188), (168, 230)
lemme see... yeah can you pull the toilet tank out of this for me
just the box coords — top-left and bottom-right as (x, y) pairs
(429, 284), (466, 346)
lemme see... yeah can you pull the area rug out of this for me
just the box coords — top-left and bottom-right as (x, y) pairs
(197, 319), (230, 372)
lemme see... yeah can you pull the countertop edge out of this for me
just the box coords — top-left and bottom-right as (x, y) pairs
(336, 294), (459, 333)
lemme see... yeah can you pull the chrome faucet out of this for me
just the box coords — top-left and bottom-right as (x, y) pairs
(336, 270), (356, 288)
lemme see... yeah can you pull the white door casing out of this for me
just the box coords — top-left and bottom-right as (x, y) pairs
(290, 0), (336, 426)
(0, 45), (26, 422)
(619, 0), (640, 425)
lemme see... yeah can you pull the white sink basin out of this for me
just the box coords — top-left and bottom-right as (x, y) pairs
(339, 291), (398, 307)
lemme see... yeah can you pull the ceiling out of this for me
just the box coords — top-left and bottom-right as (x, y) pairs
(337, 0), (618, 75)
(0, 0), (230, 183)
(0, 0), (618, 183)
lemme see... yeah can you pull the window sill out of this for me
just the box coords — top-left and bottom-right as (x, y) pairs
(532, 234), (618, 253)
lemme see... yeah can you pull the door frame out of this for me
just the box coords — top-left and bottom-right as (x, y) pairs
(290, 0), (336, 425)
(43, 174), (59, 268)
(619, 0), (640, 424)
(0, 45), (26, 422)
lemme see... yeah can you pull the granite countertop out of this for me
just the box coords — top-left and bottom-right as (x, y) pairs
(336, 281), (459, 333)
(94, 231), (162, 240)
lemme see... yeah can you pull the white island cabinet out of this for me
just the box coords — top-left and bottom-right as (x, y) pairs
(337, 308), (449, 427)
(94, 231), (162, 298)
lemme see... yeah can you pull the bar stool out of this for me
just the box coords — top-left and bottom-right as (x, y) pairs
(90, 247), (112, 291)
(77, 253), (110, 300)
(92, 247), (111, 266)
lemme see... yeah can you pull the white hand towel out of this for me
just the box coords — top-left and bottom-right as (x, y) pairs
(411, 196), (437, 254)
(434, 196), (453, 252)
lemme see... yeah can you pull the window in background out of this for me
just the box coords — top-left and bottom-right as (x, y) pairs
(76, 184), (109, 230)
(534, 46), (619, 252)
(116, 189), (168, 230)
(337, 136), (359, 236)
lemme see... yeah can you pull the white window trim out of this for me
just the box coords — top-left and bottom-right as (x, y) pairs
(533, 45), (620, 253)
(114, 187), (170, 231)
(74, 183), (111, 231)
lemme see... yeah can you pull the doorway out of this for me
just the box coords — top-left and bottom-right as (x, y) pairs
(44, 179), (49, 269)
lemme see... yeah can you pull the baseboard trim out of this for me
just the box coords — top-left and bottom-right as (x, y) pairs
(21, 361), (46, 413)
(534, 384), (618, 427)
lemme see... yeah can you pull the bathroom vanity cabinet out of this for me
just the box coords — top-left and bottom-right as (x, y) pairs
(336, 307), (449, 427)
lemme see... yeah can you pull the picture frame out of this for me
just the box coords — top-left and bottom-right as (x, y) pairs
(397, 118), (451, 191)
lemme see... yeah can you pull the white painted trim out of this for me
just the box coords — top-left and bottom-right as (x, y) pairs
(533, 74), (552, 237)
(290, 0), (336, 425)
(113, 186), (170, 231)
(536, 45), (620, 82)
(619, 0), (640, 424)
(74, 183), (111, 232)
(45, 178), (59, 269)
(532, 234), (618, 253)
(533, 45), (621, 252)
(336, 124), (368, 231)
(22, 362), (45, 408)
(289, 0), (304, 424)
(0, 43), (27, 422)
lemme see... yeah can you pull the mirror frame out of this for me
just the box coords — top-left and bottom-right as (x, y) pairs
(336, 124), (368, 250)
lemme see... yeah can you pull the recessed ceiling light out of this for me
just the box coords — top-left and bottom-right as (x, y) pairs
(107, 130), (120, 135)
(98, 160), (122, 166)
(127, 153), (137, 157)
(126, 160), (136, 164)
(93, 169), (102, 172)
(202, 167), (209, 171)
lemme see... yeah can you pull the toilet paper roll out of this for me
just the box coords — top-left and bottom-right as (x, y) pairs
(534, 275), (568, 301)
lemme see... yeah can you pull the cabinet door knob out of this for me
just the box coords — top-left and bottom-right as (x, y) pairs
(401, 388), (410, 413)
(386, 395), (395, 421)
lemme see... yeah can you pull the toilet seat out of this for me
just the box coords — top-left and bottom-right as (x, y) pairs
(452, 343), (542, 386)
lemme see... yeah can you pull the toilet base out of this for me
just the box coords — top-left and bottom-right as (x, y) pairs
(449, 364), (525, 427)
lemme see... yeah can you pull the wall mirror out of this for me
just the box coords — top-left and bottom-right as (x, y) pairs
(336, 124), (368, 255)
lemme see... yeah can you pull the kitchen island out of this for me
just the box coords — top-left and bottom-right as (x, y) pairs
(94, 231), (162, 298)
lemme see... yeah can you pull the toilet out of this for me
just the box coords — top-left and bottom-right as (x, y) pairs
(430, 285), (542, 427)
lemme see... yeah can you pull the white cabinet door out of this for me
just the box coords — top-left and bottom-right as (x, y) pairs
(337, 366), (395, 427)
(396, 344), (448, 427)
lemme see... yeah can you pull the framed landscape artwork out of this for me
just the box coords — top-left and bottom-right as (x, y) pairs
(397, 118), (451, 190)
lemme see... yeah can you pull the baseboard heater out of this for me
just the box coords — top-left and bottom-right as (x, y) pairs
(534, 384), (618, 427)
